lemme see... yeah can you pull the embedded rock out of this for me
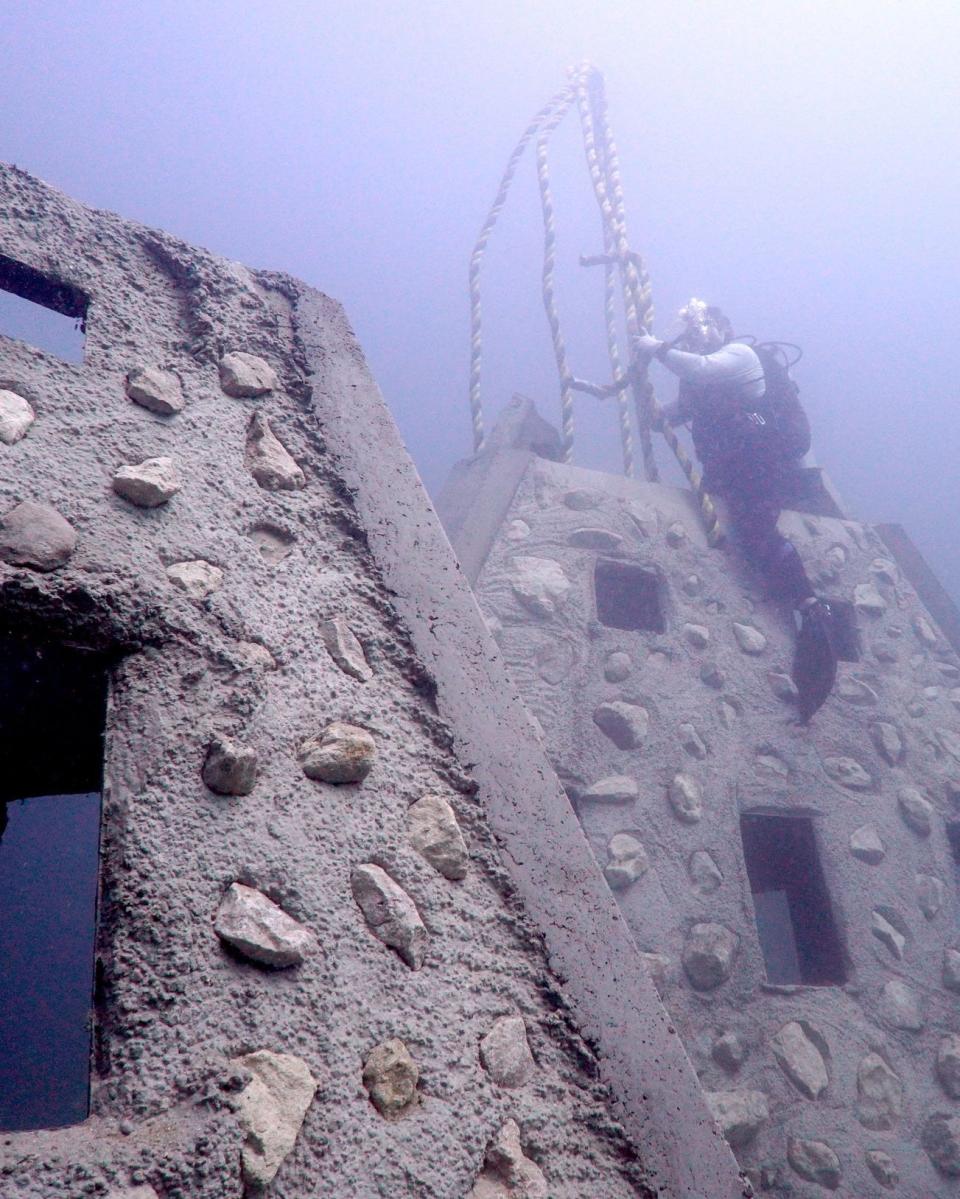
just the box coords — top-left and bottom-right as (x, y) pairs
(665, 520), (687, 546)
(124, 366), (183, 415)
(683, 623), (710, 648)
(854, 582), (887, 615)
(581, 775), (638, 804)
(321, 616), (372, 682)
(231, 1049), (317, 1189)
(865, 1150), (898, 1189)
(245, 411), (305, 490)
(898, 787), (933, 836)
(202, 737), (258, 795)
(510, 556), (570, 618)
(700, 662), (725, 688)
(705, 1090), (767, 1149)
(562, 488), (600, 510)
(506, 519), (530, 540)
(603, 651), (631, 682)
(568, 526), (622, 551)
(733, 623), (766, 654)
(768, 671), (798, 701)
(771, 1021), (828, 1099)
(872, 721), (904, 765)
(407, 794), (468, 880)
(914, 614), (939, 645)
(626, 500), (658, 536)
(936, 726), (960, 761)
(880, 979), (923, 1030)
(362, 1038), (419, 1117)
(215, 883), (316, 968)
(923, 1113), (960, 1176)
(679, 723), (707, 759)
(682, 922), (738, 990)
(823, 756), (873, 790)
(107, 1188), (159, 1199)
(0, 500), (77, 570)
(669, 773), (703, 824)
(688, 849), (723, 894)
(917, 873), (946, 919)
(938, 1035), (960, 1098)
(603, 833), (649, 890)
(467, 1119), (547, 1199)
(166, 558), (223, 599)
(787, 1138), (841, 1189)
(350, 863), (426, 969)
(837, 676), (878, 705)
(849, 824), (885, 864)
(712, 1032), (746, 1074)
(870, 909), (907, 960)
(0, 388), (36, 442)
(856, 1052), (903, 1130)
(113, 456), (181, 507)
(219, 351), (280, 397)
(944, 947), (960, 991)
(480, 1015), (535, 1088)
(593, 701), (649, 749)
(639, 952), (670, 996)
(299, 721), (376, 783)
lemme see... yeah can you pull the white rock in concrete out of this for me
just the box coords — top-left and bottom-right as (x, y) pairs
(351, 863), (426, 969)
(917, 873), (946, 919)
(944, 948), (960, 991)
(593, 701), (649, 749)
(568, 526), (623, 551)
(914, 614), (939, 645)
(604, 833), (648, 890)
(787, 1138), (841, 1189)
(771, 1022), (828, 1099)
(299, 721), (376, 783)
(683, 623), (710, 648)
(857, 1052), (903, 1130)
(0, 500), (77, 571)
(865, 1150), (898, 1190)
(467, 1119), (547, 1199)
(245, 411), (306, 490)
(837, 676), (879, 705)
(505, 519), (530, 540)
(407, 794), (468, 880)
(898, 786), (933, 836)
(872, 721), (904, 765)
(669, 773), (703, 824)
(870, 909), (907, 960)
(688, 849), (723, 894)
(880, 979), (924, 1030)
(822, 755), (873, 789)
(580, 775), (638, 804)
(712, 1032), (745, 1073)
(124, 367), (183, 415)
(665, 520), (687, 546)
(215, 883), (317, 968)
(935, 1034), (960, 1100)
(767, 671), (798, 701)
(936, 726), (960, 761)
(603, 651), (631, 682)
(480, 1015), (535, 1088)
(231, 1049), (317, 1189)
(733, 623), (767, 654)
(700, 662), (725, 689)
(113, 456), (181, 507)
(321, 616), (372, 682)
(682, 922), (738, 990)
(679, 723), (708, 759)
(166, 558), (223, 599)
(850, 824), (885, 864)
(563, 488), (600, 510)
(922, 1113), (960, 1176)
(705, 1090), (768, 1148)
(854, 582), (887, 615)
(626, 500), (658, 537)
(510, 556), (570, 618)
(0, 388), (36, 443)
(362, 1038), (419, 1117)
(203, 737), (258, 795)
(870, 556), (897, 582)
(639, 952), (670, 996)
(219, 351), (280, 397)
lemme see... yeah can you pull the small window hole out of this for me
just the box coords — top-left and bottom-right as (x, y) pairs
(594, 560), (665, 633)
(0, 253), (88, 363)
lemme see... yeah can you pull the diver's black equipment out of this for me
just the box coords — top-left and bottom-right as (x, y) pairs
(792, 599), (838, 723)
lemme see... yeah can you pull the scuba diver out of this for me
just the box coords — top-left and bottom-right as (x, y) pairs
(633, 299), (837, 722)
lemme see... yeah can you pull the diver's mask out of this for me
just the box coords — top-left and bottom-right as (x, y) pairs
(677, 298), (727, 353)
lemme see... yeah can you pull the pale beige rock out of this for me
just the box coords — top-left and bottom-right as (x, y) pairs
(0, 500), (76, 570)
(870, 909), (907, 959)
(669, 773), (703, 823)
(767, 671), (798, 700)
(350, 863), (426, 969)
(603, 651), (631, 682)
(568, 526), (622, 550)
(898, 786), (933, 835)
(679, 723), (707, 759)
(854, 582), (887, 615)
(665, 520), (687, 546)
(914, 614), (939, 645)
(850, 824), (885, 863)
(857, 1052), (903, 1130)
(880, 979), (923, 1030)
(771, 1021), (828, 1099)
(581, 774), (638, 804)
(480, 1015), (535, 1088)
(944, 947), (960, 991)
(688, 849), (722, 894)
(936, 726), (960, 761)
(219, 351), (280, 397)
(870, 557), (897, 583)
(639, 952), (670, 996)
(917, 873), (946, 919)
(823, 755), (873, 789)
(202, 737), (257, 795)
(215, 883), (316, 968)
(505, 519), (530, 540)
(320, 616), (372, 682)
(787, 1138), (841, 1189)
(865, 1150), (898, 1189)
(124, 366), (183, 415)
(683, 922), (738, 990)
(231, 1049), (317, 1189)
(467, 1119), (547, 1199)
(593, 701), (649, 749)
(712, 1032), (745, 1073)
(922, 1113), (960, 1176)
(245, 411), (305, 490)
(705, 1090), (768, 1148)
(837, 676), (878, 704)
(604, 833), (648, 889)
(299, 721), (376, 783)
(510, 556), (570, 618)
(407, 794), (468, 880)
(166, 558), (223, 599)
(733, 622), (766, 654)
(0, 388), (36, 442)
(113, 456), (181, 507)
(362, 1038), (419, 1117)
(626, 500), (658, 536)
(872, 721), (904, 764)
(683, 623), (709, 648)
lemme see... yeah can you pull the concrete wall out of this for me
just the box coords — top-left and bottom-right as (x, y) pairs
(0, 165), (750, 1197)
(446, 435), (960, 1197)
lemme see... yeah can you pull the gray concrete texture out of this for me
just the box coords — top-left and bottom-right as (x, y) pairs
(0, 164), (750, 1197)
(440, 421), (960, 1197)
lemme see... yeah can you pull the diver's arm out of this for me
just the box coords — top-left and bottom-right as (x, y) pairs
(657, 343), (752, 384)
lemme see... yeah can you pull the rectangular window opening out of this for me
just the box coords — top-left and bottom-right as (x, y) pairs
(826, 598), (860, 662)
(0, 632), (108, 1131)
(740, 812), (847, 986)
(0, 253), (88, 363)
(595, 560), (665, 633)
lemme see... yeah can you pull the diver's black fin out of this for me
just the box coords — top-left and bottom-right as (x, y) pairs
(792, 599), (838, 723)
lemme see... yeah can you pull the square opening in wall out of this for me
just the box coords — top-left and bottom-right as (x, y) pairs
(740, 812), (847, 986)
(594, 560), (665, 633)
(0, 253), (88, 363)
(825, 599), (860, 662)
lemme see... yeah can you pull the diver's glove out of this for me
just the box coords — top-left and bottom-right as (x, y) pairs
(632, 331), (664, 362)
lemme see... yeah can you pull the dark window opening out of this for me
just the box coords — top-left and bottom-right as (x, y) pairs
(0, 253), (88, 363)
(595, 560), (665, 633)
(740, 812), (847, 986)
(826, 599), (860, 662)
(946, 819), (960, 865)
(0, 633), (108, 1131)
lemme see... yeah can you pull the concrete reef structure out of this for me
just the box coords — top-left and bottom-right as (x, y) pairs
(0, 166), (748, 1196)
(439, 396), (960, 1197)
